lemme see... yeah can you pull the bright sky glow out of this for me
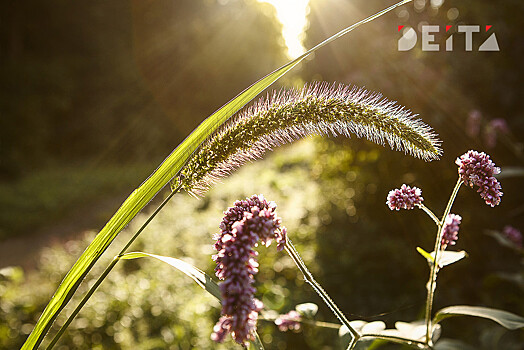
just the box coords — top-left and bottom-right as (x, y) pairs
(258, 0), (310, 58)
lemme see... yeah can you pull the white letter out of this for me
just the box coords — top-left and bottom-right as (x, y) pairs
(398, 27), (417, 51)
(422, 25), (439, 51)
(446, 35), (453, 51)
(458, 25), (480, 51)
(479, 33), (500, 51)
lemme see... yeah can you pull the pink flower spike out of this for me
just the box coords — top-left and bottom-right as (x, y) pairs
(211, 195), (287, 345)
(441, 214), (462, 249)
(455, 150), (503, 207)
(386, 184), (424, 211)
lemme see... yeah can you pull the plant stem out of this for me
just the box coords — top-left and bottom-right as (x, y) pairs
(284, 239), (360, 343)
(359, 334), (428, 349)
(417, 204), (440, 226)
(260, 315), (341, 330)
(424, 177), (463, 345)
(46, 185), (181, 349)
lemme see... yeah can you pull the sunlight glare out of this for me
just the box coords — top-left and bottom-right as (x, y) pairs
(258, 0), (310, 59)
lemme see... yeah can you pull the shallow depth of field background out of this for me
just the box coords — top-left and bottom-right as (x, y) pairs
(0, 0), (523, 349)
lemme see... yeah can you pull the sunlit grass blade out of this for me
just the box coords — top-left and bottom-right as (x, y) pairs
(21, 1), (413, 348)
(120, 252), (265, 349)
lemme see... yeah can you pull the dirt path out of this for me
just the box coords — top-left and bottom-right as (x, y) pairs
(0, 195), (128, 270)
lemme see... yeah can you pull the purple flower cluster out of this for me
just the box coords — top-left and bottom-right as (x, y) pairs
(211, 195), (287, 345)
(503, 225), (523, 248)
(386, 184), (424, 210)
(455, 150), (503, 207)
(441, 214), (461, 249)
(275, 310), (302, 332)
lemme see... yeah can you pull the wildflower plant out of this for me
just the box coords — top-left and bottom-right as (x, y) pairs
(265, 150), (523, 349)
(19, 1), (524, 350)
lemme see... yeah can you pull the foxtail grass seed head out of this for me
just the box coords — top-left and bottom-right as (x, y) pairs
(275, 310), (302, 332)
(441, 214), (461, 249)
(212, 195), (286, 345)
(386, 184), (424, 210)
(455, 150), (502, 207)
(178, 83), (442, 196)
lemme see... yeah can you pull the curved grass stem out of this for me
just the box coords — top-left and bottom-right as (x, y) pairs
(46, 185), (182, 349)
(284, 239), (360, 345)
(424, 178), (463, 345)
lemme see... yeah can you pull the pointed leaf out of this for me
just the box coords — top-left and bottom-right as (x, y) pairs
(433, 250), (468, 268)
(122, 252), (265, 349)
(120, 252), (221, 300)
(418, 248), (467, 267)
(417, 247), (434, 263)
(21, 1), (413, 348)
(434, 305), (524, 330)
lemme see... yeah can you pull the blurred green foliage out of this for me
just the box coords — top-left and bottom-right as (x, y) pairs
(0, 0), (286, 240)
(0, 140), (325, 349)
(0, 162), (154, 239)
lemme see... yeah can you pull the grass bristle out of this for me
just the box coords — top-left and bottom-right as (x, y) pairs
(179, 82), (442, 196)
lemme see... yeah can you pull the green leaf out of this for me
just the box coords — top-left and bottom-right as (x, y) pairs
(122, 252), (265, 350)
(416, 247), (434, 262)
(417, 247), (467, 268)
(120, 252), (221, 300)
(434, 305), (524, 330)
(435, 251), (467, 267)
(21, 2), (413, 348)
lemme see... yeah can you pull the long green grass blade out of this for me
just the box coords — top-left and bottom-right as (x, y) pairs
(21, 2), (412, 348)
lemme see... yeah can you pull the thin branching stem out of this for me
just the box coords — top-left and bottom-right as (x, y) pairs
(417, 204), (440, 226)
(46, 184), (182, 349)
(424, 177), (463, 345)
(284, 239), (360, 343)
(302, 319), (341, 329)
